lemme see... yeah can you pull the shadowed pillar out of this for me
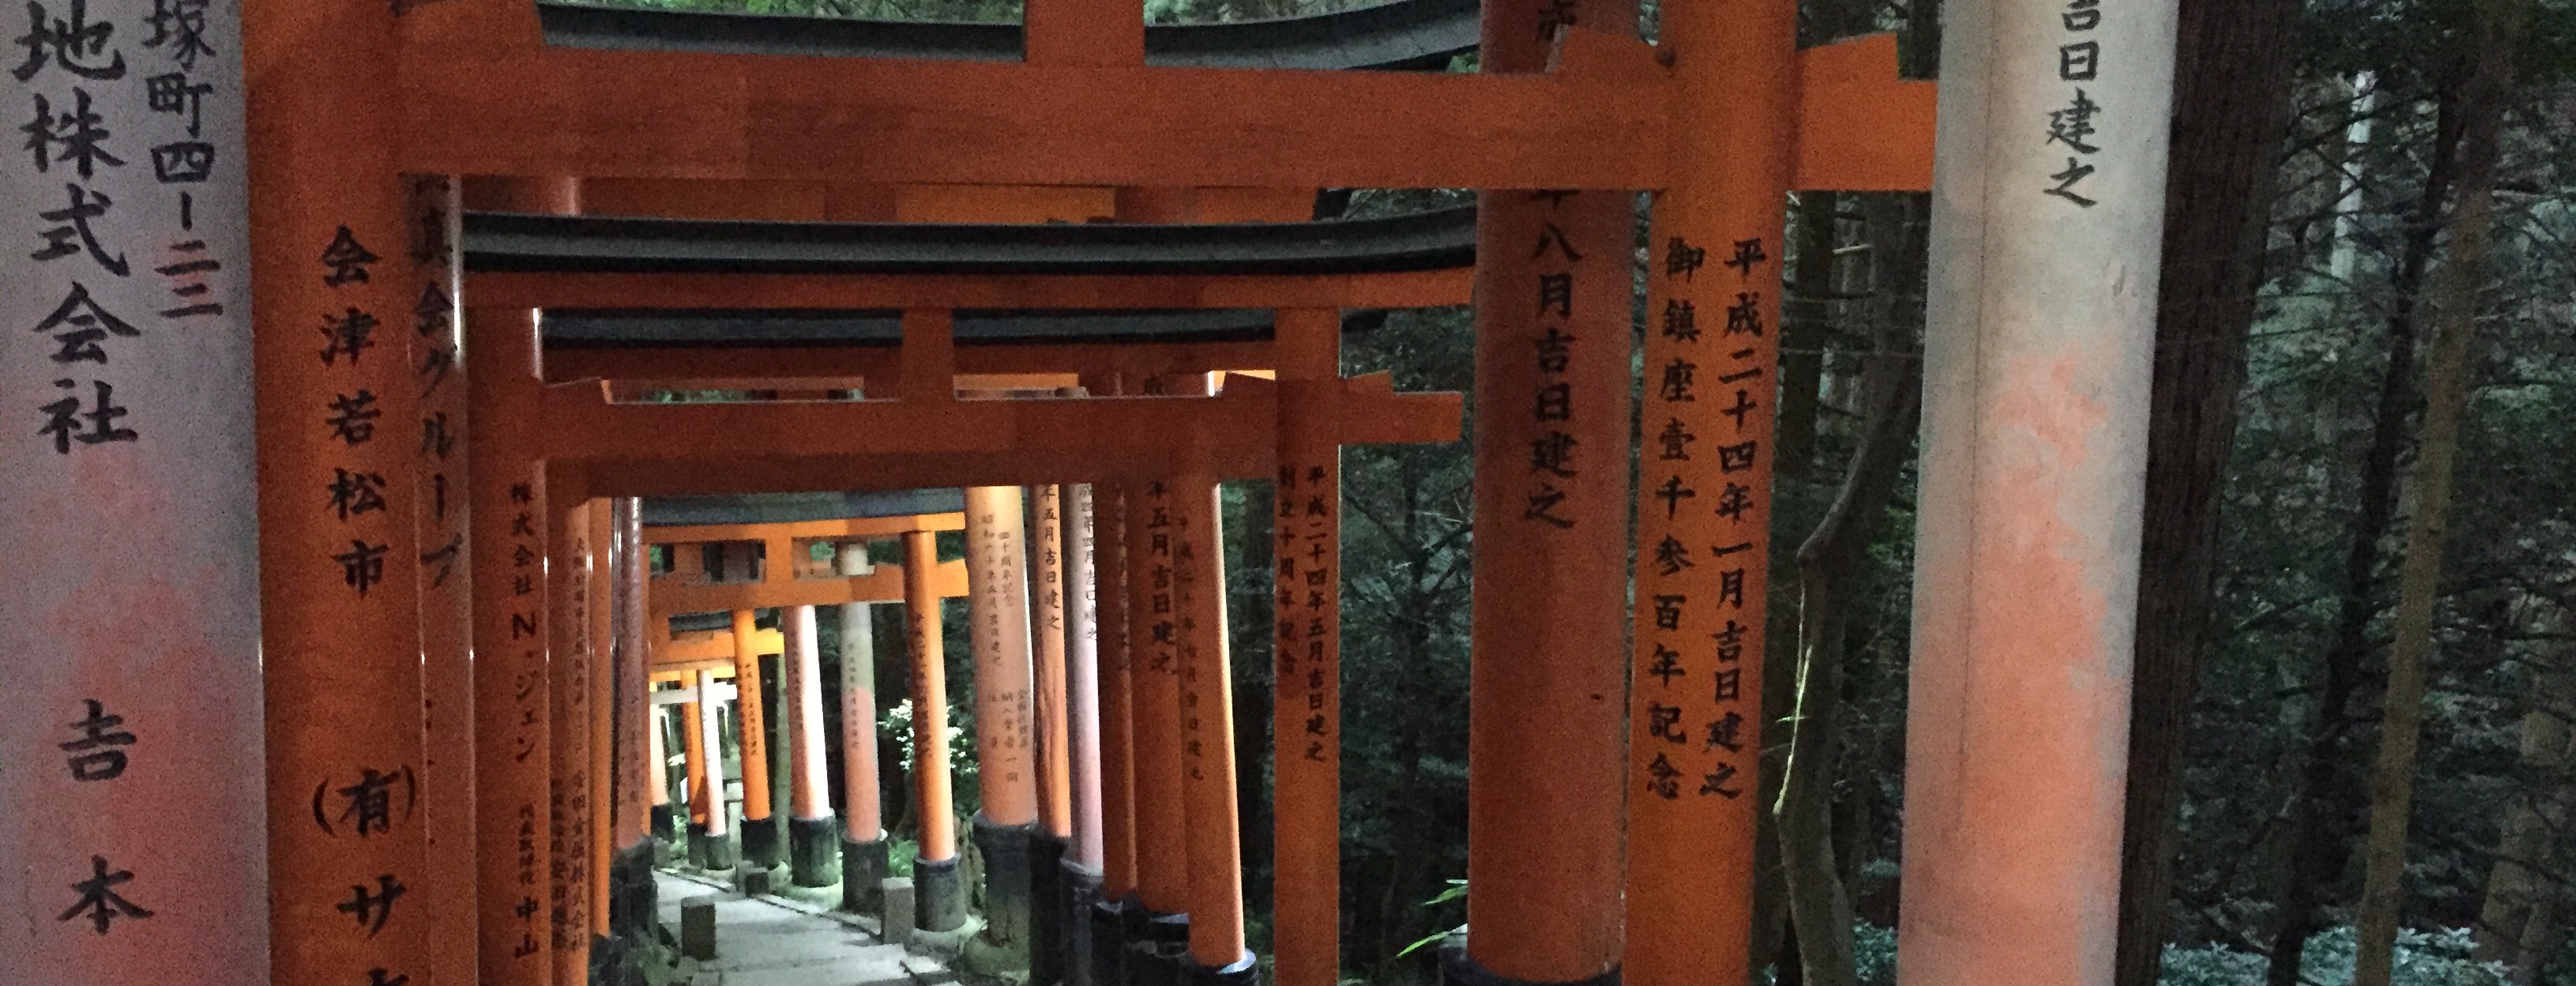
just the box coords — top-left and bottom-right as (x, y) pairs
(1175, 474), (1254, 985)
(786, 604), (841, 887)
(246, 0), (433, 980)
(907, 529), (969, 933)
(607, 498), (657, 974)
(410, 174), (479, 986)
(466, 174), (576, 986)
(687, 670), (735, 871)
(547, 476), (599, 986)
(1034, 484), (1078, 985)
(1896, 0), (2175, 983)
(968, 484), (1042, 969)
(1454, 4), (1638, 986)
(840, 544), (891, 913)
(731, 607), (780, 871)
(1093, 478), (1141, 986)
(0, 1), (263, 980)
(1273, 310), (1344, 986)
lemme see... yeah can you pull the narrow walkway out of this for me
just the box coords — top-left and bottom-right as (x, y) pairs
(654, 871), (942, 986)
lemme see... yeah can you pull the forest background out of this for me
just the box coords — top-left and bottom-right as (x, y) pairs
(603, 0), (2576, 983)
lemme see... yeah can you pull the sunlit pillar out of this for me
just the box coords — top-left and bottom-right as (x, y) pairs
(730, 608), (780, 871)
(1126, 466), (1194, 973)
(1896, 0), (2175, 983)
(906, 529), (969, 932)
(786, 604), (840, 887)
(840, 544), (891, 913)
(1, 1), (263, 982)
(968, 484), (1042, 967)
(1065, 481), (1108, 986)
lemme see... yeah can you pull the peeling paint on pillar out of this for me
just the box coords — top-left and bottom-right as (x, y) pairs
(1, 0), (265, 981)
(1894, 0), (2175, 984)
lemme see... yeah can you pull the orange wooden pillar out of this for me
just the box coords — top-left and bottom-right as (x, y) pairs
(546, 475), (599, 986)
(609, 498), (657, 946)
(1093, 479), (1143, 981)
(686, 669), (736, 871)
(968, 484), (1042, 966)
(905, 529), (970, 932)
(1175, 473), (1254, 979)
(406, 173), (479, 986)
(1034, 484), (1079, 985)
(1623, 0), (1795, 982)
(586, 498), (619, 960)
(1, 0), (262, 980)
(246, 0), (431, 980)
(840, 544), (893, 912)
(785, 603), (842, 887)
(1274, 310), (1345, 986)
(1127, 465), (1195, 963)
(1456, 3), (1638, 985)
(466, 175), (577, 986)
(731, 606), (781, 871)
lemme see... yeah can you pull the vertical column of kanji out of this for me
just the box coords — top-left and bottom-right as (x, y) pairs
(408, 172), (477, 986)
(1272, 310), (1344, 986)
(610, 499), (656, 948)
(1062, 480), (1107, 986)
(904, 528), (968, 934)
(465, 173), (573, 986)
(968, 484), (1041, 966)
(1895, 0), (2174, 983)
(1173, 471), (1252, 981)
(547, 480), (598, 986)
(1126, 461), (1195, 969)
(1457, 3), (1637, 984)
(243, 0), (427, 981)
(1032, 484), (1077, 986)
(1, 1), (261, 983)
(1622, 0), (1795, 982)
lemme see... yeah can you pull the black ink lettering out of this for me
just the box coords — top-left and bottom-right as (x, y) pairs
(337, 875), (407, 937)
(58, 855), (151, 934)
(1530, 220), (1583, 262)
(149, 140), (212, 183)
(2059, 40), (2099, 81)
(1715, 482), (1754, 522)
(327, 468), (389, 521)
(32, 280), (136, 363)
(325, 390), (380, 444)
(1647, 645), (1685, 685)
(1534, 382), (1571, 422)
(1524, 481), (1574, 529)
(2046, 156), (2099, 207)
(1705, 711), (1743, 752)
(1724, 292), (1764, 337)
(1666, 236), (1706, 280)
(319, 225), (378, 286)
(1646, 702), (1687, 744)
(40, 378), (135, 452)
(1717, 440), (1758, 473)
(1653, 535), (1694, 576)
(1652, 594), (1685, 631)
(1724, 238), (1767, 276)
(1534, 325), (1574, 374)
(13, 0), (125, 81)
(2062, 0), (2099, 31)
(422, 534), (461, 589)
(1699, 762), (1743, 798)
(1660, 299), (1698, 342)
(34, 183), (128, 276)
(142, 0), (212, 70)
(21, 87), (122, 177)
(1529, 429), (1577, 478)
(1659, 358), (1697, 402)
(60, 698), (134, 781)
(1645, 752), (1681, 800)
(1657, 417), (1695, 461)
(337, 540), (389, 596)
(2048, 88), (2101, 154)
(318, 307), (378, 365)
(1536, 273), (1573, 318)
(1652, 475), (1695, 520)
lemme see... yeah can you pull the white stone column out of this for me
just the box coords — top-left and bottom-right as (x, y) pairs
(1894, 0), (2178, 984)
(1, 2), (264, 983)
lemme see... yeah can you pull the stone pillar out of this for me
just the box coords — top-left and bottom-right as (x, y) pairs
(730, 608), (780, 870)
(840, 544), (891, 913)
(547, 479), (599, 986)
(904, 529), (968, 933)
(688, 670), (735, 871)
(968, 484), (1041, 968)
(1066, 482), (1108, 986)
(244, 0), (433, 980)
(1273, 310), (1344, 986)
(1, 1), (263, 982)
(1174, 476), (1254, 983)
(466, 175), (576, 986)
(1455, 3), (1637, 984)
(1623, 0), (1794, 982)
(786, 604), (841, 887)
(1033, 484), (1077, 986)
(1895, 0), (2175, 983)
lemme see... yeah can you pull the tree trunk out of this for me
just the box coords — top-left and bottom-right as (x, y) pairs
(2350, 6), (2525, 981)
(2264, 86), (2466, 986)
(1778, 191), (1836, 479)
(2478, 600), (2576, 983)
(1779, 194), (1924, 986)
(2113, 0), (2303, 982)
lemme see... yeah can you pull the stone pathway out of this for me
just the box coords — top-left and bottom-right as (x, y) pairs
(655, 871), (950, 986)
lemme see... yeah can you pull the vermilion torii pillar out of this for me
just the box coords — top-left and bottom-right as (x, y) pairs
(1092, 479), (1142, 986)
(247, 0), (431, 982)
(731, 606), (780, 872)
(1273, 310), (1344, 986)
(2, 1), (262, 982)
(905, 528), (970, 934)
(968, 484), (1043, 968)
(466, 174), (576, 986)
(610, 498), (656, 943)
(546, 476), (599, 986)
(686, 668), (735, 871)
(1128, 469), (1196, 974)
(1064, 482), (1109, 986)
(1033, 484), (1078, 986)
(840, 544), (892, 913)
(1174, 471), (1255, 984)
(784, 603), (841, 887)
(1897, 0), (2175, 983)
(1458, 3), (1638, 985)
(407, 173), (478, 986)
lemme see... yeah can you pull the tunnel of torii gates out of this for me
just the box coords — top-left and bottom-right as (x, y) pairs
(0, 0), (2180, 984)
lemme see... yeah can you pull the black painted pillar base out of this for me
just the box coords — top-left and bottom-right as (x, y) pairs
(916, 854), (970, 934)
(739, 815), (783, 871)
(1438, 945), (1620, 986)
(1182, 951), (1262, 986)
(1126, 909), (1190, 986)
(609, 841), (660, 939)
(790, 815), (842, 887)
(1065, 863), (1103, 986)
(652, 804), (677, 842)
(1091, 896), (1130, 986)
(688, 822), (736, 871)
(974, 816), (1037, 954)
(1030, 834), (1070, 986)
(841, 837), (890, 913)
